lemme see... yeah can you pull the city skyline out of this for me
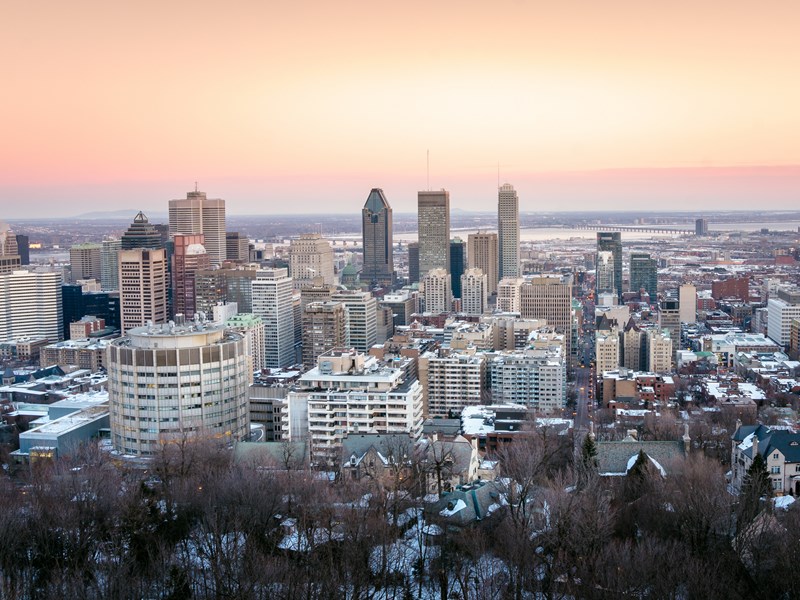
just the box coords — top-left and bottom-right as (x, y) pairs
(2, 2), (799, 217)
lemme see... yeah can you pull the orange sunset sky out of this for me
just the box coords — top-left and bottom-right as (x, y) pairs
(2, 1), (799, 217)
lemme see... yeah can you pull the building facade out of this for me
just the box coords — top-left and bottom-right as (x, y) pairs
(301, 301), (349, 369)
(629, 252), (657, 300)
(69, 243), (103, 282)
(168, 190), (226, 265)
(331, 290), (377, 353)
(289, 233), (335, 290)
(171, 234), (209, 319)
(107, 322), (250, 456)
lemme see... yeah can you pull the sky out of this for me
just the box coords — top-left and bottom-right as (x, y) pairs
(2, 1), (799, 217)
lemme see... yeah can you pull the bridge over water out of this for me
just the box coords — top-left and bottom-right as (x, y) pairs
(573, 224), (695, 235)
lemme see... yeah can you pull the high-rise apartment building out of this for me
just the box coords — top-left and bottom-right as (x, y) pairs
(468, 232), (499, 295)
(696, 218), (708, 236)
(301, 301), (349, 369)
(169, 190), (226, 265)
(679, 283), (696, 324)
(629, 252), (657, 300)
(417, 190), (450, 276)
(595, 330), (620, 375)
(422, 268), (452, 314)
(497, 278), (523, 313)
(252, 268), (295, 368)
(519, 275), (573, 358)
(647, 329), (673, 373)
(450, 238), (465, 299)
(361, 188), (394, 288)
(0, 269), (62, 342)
(293, 350), (423, 465)
(171, 234), (210, 318)
(107, 322), (250, 456)
(498, 183), (520, 279)
(118, 248), (168, 333)
(69, 243), (102, 282)
(121, 212), (164, 250)
(596, 232), (622, 302)
(420, 347), (486, 417)
(0, 223), (21, 275)
(289, 233), (335, 290)
(768, 287), (800, 348)
(461, 268), (488, 315)
(489, 347), (566, 414)
(331, 289), (377, 353)
(100, 239), (121, 291)
(658, 297), (681, 357)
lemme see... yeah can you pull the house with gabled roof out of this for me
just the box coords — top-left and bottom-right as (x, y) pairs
(731, 422), (800, 496)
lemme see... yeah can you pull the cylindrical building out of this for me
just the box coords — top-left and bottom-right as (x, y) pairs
(107, 321), (250, 456)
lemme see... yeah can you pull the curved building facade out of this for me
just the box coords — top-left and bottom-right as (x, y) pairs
(107, 322), (250, 456)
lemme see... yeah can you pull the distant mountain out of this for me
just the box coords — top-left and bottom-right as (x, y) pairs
(72, 209), (168, 220)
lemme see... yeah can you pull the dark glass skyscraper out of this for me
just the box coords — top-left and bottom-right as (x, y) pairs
(408, 242), (420, 284)
(596, 232), (622, 302)
(450, 238), (465, 299)
(361, 188), (394, 287)
(630, 252), (658, 300)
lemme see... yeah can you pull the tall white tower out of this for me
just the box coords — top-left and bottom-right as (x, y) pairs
(252, 268), (296, 368)
(498, 183), (520, 279)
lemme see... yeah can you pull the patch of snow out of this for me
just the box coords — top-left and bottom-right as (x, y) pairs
(439, 499), (467, 517)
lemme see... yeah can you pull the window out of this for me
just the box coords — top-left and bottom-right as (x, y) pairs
(771, 466), (781, 474)
(774, 453), (780, 459)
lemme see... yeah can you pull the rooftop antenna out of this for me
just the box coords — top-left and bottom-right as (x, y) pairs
(194, 181), (198, 192)
(497, 161), (500, 188)
(426, 149), (430, 191)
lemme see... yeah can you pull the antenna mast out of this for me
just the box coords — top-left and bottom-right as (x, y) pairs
(426, 150), (430, 191)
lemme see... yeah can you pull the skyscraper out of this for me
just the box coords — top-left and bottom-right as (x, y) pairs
(121, 212), (163, 250)
(449, 238), (465, 299)
(498, 183), (520, 279)
(226, 232), (250, 262)
(331, 289), (377, 353)
(361, 188), (394, 288)
(595, 251), (615, 300)
(69, 243), (102, 282)
(252, 268), (295, 368)
(408, 242), (420, 284)
(629, 252), (657, 300)
(596, 232), (622, 302)
(171, 233), (210, 318)
(169, 190), (226, 265)
(417, 190), (450, 276)
(0, 269), (62, 342)
(100, 239), (121, 291)
(519, 275), (573, 358)
(468, 232), (499, 295)
(118, 248), (168, 333)
(15, 234), (29, 265)
(695, 218), (708, 236)
(0, 223), (22, 275)
(289, 233), (335, 290)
